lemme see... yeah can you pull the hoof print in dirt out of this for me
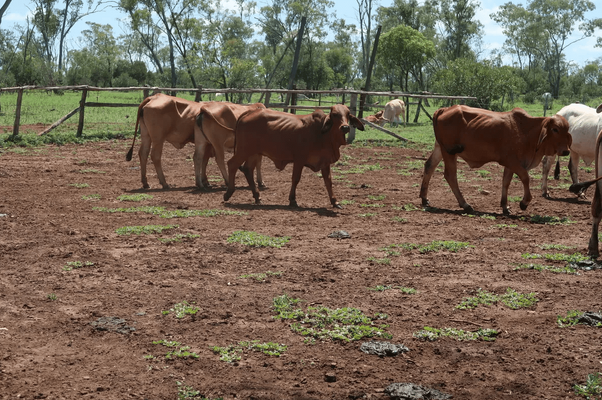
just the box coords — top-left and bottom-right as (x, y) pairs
(90, 316), (135, 334)
(360, 341), (409, 357)
(385, 383), (451, 400)
(568, 260), (602, 271)
(327, 230), (351, 239)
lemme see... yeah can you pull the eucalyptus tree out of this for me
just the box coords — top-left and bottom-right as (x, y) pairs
(355, 0), (376, 79)
(376, 25), (436, 92)
(80, 22), (119, 85)
(0, 0), (13, 27)
(438, 0), (483, 62)
(491, 0), (602, 97)
(376, 0), (438, 41)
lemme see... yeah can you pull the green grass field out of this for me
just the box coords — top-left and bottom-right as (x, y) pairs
(0, 90), (600, 149)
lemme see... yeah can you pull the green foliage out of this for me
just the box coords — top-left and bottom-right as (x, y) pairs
(158, 233), (201, 243)
(413, 326), (499, 342)
(115, 225), (178, 235)
(521, 252), (590, 263)
(513, 263), (578, 275)
(538, 243), (575, 251)
(63, 261), (95, 271)
(69, 183), (90, 189)
(367, 257), (391, 265)
(212, 340), (288, 363)
(78, 168), (105, 174)
(81, 194), (101, 201)
(368, 285), (416, 294)
(239, 271), (283, 281)
(456, 288), (538, 310)
(163, 301), (199, 319)
(358, 212), (377, 218)
(47, 293), (58, 301)
(529, 215), (575, 225)
(117, 194), (154, 202)
(391, 217), (408, 223)
(227, 231), (290, 248)
(152, 340), (199, 360)
(574, 373), (602, 399)
(558, 311), (602, 328)
(176, 381), (202, 400)
(273, 295), (391, 342)
(94, 206), (246, 219)
(332, 163), (383, 174)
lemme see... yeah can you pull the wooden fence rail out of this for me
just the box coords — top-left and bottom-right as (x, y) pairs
(1, 85), (476, 143)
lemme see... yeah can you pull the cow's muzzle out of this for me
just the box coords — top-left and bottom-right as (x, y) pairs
(341, 125), (350, 134)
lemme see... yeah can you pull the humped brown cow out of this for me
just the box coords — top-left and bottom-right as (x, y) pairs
(195, 101), (266, 189)
(223, 104), (364, 208)
(126, 93), (203, 189)
(420, 105), (572, 214)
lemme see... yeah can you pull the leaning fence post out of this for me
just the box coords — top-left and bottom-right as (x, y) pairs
(264, 92), (271, 108)
(347, 93), (358, 144)
(12, 88), (24, 137)
(76, 88), (88, 137)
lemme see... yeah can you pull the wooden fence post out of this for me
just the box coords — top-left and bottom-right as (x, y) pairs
(143, 88), (150, 99)
(12, 88), (23, 137)
(195, 87), (203, 102)
(264, 92), (271, 108)
(76, 88), (88, 137)
(347, 93), (358, 144)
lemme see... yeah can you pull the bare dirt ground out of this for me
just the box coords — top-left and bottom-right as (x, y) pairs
(1, 132), (601, 400)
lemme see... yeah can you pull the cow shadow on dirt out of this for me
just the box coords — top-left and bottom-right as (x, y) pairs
(223, 202), (340, 217)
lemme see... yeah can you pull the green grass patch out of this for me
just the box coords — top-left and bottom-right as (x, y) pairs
(227, 231), (290, 248)
(69, 183), (90, 188)
(367, 257), (391, 265)
(574, 372), (602, 399)
(492, 223), (518, 229)
(94, 206), (246, 218)
(78, 168), (105, 174)
(82, 194), (101, 201)
(272, 294), (391, 342)
(358, 212), (377, 217)
(537, 243), (575, 251)
(529, 214), (575, 225)
(47, 293), (57, 301)
(368, 194), (386, 201)
(239, 270), (283, 281)
(521, 252), (590, 263)
(152, 340), (199, 360)
(387, 240), (472, 254)
(162, 301), (199, 319)
(340, 199), (355, 205)
(116, 224), (178, 235)
(62, 261), (95, 271)
(359, 203), (385, 208)
(391, 216), (408, 223)
(413, 326), (499, 342)
(513, 263), (578, 274)
(117, 193), (154, 202)
(212, 340), (288, 363)
(333, 163), (384, 174)
(368, 285), (416, 294)
(557, 310), (602, 328)
(456, 288), (538, 310)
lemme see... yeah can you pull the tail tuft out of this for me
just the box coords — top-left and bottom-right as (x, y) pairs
(126, 147), (133, 161)
(554, 159), (560, 180)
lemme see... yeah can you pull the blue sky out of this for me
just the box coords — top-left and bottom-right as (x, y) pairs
(4, 0), (602, 67)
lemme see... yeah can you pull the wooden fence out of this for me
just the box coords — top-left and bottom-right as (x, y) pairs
(0, 85), (476, 143)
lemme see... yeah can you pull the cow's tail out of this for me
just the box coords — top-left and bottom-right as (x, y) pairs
(126, 97), (152, 161)
(554, 158), (561, 180)
(569, 130), (602, 194)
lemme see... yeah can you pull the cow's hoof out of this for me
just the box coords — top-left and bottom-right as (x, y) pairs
(503, 208), (511, 215)
(334, 203), (343, 209)
(254, 199), (262, 205)
(224, 191), (233, 201)
(421, 198), (430, 207)
(519, 201), (528, 211)
(289, 200), (299, 208)
(462, 204), (475, 214)
(258, 182), (267, 189)
(542, 192), (551, 199)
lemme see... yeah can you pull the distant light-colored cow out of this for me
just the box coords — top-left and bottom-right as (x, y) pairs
(381, 99), (406, 127)
(541, 103), (602, 198)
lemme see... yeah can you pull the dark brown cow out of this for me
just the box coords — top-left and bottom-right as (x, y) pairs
(420, 105), (572, 214)
(364, 110), (386, 125)
(223, 104), (364, 208)
(126, 93), (203, 189)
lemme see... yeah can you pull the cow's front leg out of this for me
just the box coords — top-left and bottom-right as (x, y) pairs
(568, 153), (587, 198)
(320, 165), (340, 208)
(288, 163), (304, 207)
(240, 157), (260, 204)
(442, 154), (472, 212)
(256, 156), (266, 189)
(589, 183), (602, 257)
(150, 142), (169, 189)
(420, 142), (443, 207)
(224, 153), (245, 202)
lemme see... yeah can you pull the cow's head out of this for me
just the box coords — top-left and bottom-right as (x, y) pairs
(321, 104), (365, 143)
(538, 114), (572, 157)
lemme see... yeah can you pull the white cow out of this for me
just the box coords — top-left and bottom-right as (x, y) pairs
(541, 103), (602, 198)
(379, 99), (406, 128)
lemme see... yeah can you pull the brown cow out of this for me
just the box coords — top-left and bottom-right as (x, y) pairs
(126, 93), (204, 189)
(195, 102), (266, 189)
(223, 104), (365, 208)
(420, 105), (572, 214)
(364, 110), (387, 125)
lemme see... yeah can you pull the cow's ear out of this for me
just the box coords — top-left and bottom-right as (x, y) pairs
(321, 116), (333, 134)
(350, 115), (365, 131)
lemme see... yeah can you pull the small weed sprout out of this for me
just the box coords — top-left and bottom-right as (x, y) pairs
(78, 168), (105, 174)
(176, 381), (201, 400)
(82, 194), (101, 201)
(456, 288), (538, 310)
(116, 225), (178, 235)
(574, 372), (602, 399)
(227, 231), (290, 248)
(368, 285), (417, 294)
(62, 261), (94, 271)
(513, 263), (578, 275)
(152, 340), (199, 360)
(368, 194), (386, 201)
(530, 214), (575, 225)
(522, 252), (589, 263)
(47, 293), (57, 301)
(392, 216), (408, 223)
(239, 271), (283, 281)
(557, 310), (602, 328)
(69, 183), (90, 188)
(358, 212), (377, 217)
(158, 233), (200, 243)
(163, 301), (199, 319)
(413, 326), (499, 342)
(340, 199), (355, 205)
(367, 257), (391, 265)
(212, 341), (288, 363)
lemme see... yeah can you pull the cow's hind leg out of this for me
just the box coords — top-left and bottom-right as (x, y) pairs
(224, 152), (247, 202)
(241, 156), (261, 204)
(419, 142), (443, 207)
(150, 142), (169, 189)
(138, 129), (151, 189)
(320, 165), (340, 208)
(589, 181), (602, 257)
(502, 167), (531, 214)
(193, 142), (212, 189)
(256, 156), (266, 189)
(541, 155), (554, 199)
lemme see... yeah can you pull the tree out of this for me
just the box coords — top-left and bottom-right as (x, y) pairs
(0, 0), (13, 27)
(80, 22), (119, 86)
(438, 0), (483, 62)
(491, 0), (602, 97)
(377, 25), (436, 91)
(355, 0), (376, 79)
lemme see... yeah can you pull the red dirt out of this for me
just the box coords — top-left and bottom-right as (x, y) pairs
(1, 139), (601, 400)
